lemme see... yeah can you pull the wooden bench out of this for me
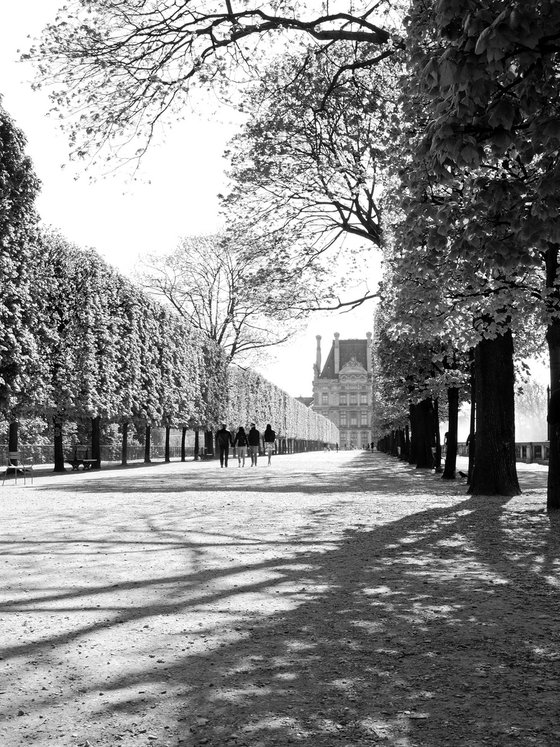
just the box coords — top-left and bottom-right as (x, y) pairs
(67, 445), (98, 470)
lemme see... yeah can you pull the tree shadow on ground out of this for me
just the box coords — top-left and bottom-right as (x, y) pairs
(31, 451), (548, 498)
(1, 455), (557, 746)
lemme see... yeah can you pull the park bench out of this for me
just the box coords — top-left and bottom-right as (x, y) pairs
(67, 445), (97, 470)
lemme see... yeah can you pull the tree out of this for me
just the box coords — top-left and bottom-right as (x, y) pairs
(28, 2), (401, 166)
(222, 46), (401, 256)
(136, 233), (311, 363)
(0, 104), (41, 427)
(391, 0), (560, 496)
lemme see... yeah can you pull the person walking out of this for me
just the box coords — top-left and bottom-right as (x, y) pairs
(247, 423), (260, 466)
(233, 426), (248, 467)
(215, 424), (233, 468)
(263, 424), (276, 465)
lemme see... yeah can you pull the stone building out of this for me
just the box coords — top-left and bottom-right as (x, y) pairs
(312, 332), (373, 449)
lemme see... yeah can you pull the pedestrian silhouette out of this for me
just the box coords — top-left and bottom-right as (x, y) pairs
(247, 423), (260, 466)
(215, 424), (233, 468)
(264, 424), (276, 465)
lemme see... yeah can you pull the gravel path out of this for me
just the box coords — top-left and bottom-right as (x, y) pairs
(0, 451), (558, 747)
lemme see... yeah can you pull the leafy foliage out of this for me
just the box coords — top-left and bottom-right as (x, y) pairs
(0, 105), (41, 417)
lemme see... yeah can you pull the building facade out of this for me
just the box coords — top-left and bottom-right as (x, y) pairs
(312, 333), (373, 449)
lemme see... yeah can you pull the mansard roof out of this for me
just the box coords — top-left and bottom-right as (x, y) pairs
(320, 338), (369, 379)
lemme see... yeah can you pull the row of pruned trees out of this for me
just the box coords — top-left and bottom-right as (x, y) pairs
(0, 105), (338, 469)
(226, 366), (339, 446)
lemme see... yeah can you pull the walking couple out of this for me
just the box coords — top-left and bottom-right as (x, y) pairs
(215, 423), (276, 467)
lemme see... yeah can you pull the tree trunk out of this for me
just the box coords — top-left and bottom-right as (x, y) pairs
(144, 424), (151, 463)
(467, 357), (476, 485)
(194, 429), (200, 460)
(181, 427), (187, 462)
(408, 403), (416, 464)
(53, 416), (65, 472)
(121, 421), (128, 466)
(91, 415), (101, 468)
(8, 421), (18, 453)
(469, 331), (520, 496)
(204, 430), (214, 457)
(412, 399), (434, 469)
(433, 397), (442, 473)
(165, 426), (171, 463)
(442, 387), (459, 480)
(404, 423), (410, 461)
(546, 244), (560, 510)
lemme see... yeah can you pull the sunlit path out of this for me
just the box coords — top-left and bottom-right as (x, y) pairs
(0, 451), (556, 746)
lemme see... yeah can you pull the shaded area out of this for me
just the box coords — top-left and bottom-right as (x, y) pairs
(0, 453), (558, 746)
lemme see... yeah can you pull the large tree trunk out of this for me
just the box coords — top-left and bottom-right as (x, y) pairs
(545, 244), (560, 510)
(408, 403), (416, 464)
(91, 416), (101, 469)
(433, 398), (442, 473)
(8, 421), (18, 453)
(469, 332), (520, 496)
(181, 427), (187, 462)
(411, 398), (434, 469)
(204, 430), (214, 457)
(53, 415), (65, 472)
(467, 357), (476, 485)
(121, 421), (128, 466)
(164, 425), (171, 463)
(442, 387), (459, 480)
(144, 423), (151, 463)
(194, 429), (200, 460)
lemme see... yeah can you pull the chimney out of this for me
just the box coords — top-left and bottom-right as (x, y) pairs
(334, 332), (340, 374)
(315, 335), (322, 378)
(366, 331), (373, 373)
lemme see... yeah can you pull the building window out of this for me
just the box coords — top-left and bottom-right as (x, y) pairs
(322, 392), (329, 405)
(350, 413), (358, 426)
(349, 392), (357, 405)
(362, 431), (370, 444)
(340, 393), (347, 405)
(340, 412), (347, 426)
(360, 393), (368, 405)
(360, 412), (368, 426)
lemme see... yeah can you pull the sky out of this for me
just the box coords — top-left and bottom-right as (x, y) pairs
(1, 0), (380, 399)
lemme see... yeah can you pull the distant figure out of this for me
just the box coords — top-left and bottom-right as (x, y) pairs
(248, 423), (261, 466)
(335, 443), (339, 452)
(215, 424), (233, 468)
(264, 424), (276, 465)
(233, 426), (248, 467)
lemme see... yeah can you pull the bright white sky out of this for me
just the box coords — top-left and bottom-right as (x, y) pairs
(1, 1), (381, 398)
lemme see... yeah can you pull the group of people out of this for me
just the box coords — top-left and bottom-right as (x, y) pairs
(215, 423), (276, 468)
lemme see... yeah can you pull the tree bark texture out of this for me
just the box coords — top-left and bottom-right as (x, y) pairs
(144, 424), (151, 463)
(181, 427), (187, 462)
(53, 416), (65, 472)
(165, 426), (171, 463)
(470, 332), (520, 496)
(442, 387), (459, 480)
(546, 244), (560, 510)
(433, 398), (442, 473)
(411, 399), (434, 469)
(8, 421), (18, 453)
(467, 359), (476, 485)
(91, 416), (101, 468)
(204, 430), (214, 457)
(408, 403), (416, 465)
(121, 421), (128, 466)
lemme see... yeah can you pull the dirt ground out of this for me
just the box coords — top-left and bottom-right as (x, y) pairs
(1, 450), (559, 747)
